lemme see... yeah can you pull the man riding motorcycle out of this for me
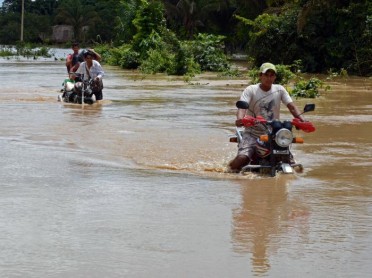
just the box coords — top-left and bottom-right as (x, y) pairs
(228, 62), (306, 173)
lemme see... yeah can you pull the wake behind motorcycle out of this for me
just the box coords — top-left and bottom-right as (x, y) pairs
(58, 72), (96, 105)
(229, 101), (316, 176)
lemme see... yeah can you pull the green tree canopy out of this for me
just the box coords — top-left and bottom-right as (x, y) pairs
(0, 0), (370, 75)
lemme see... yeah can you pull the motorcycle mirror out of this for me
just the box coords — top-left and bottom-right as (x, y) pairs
(236, 100), (249, 109)
(303, 104), (315, 113)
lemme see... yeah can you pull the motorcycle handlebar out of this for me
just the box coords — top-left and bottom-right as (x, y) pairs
(291, 118), (316, 132)
(241, 115), (267, 127)
(241, 116), (315, 132)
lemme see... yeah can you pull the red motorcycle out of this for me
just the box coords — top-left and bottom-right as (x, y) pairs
(230, 101), (316, 176)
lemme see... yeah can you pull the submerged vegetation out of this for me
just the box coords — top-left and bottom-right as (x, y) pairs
(0, 43), (51, 58)
(290, 77), (328, 99)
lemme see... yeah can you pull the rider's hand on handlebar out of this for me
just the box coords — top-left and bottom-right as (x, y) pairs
(296, 115), (307, 122)
(292, 118), (316, 132)
(235, 119), (244, 127)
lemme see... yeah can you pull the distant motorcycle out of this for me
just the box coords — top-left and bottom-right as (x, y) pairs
(229, 101), (316, 176)
(58, 73), (95, 105)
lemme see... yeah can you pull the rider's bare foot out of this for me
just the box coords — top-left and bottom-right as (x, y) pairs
(228, 155), (250, 172)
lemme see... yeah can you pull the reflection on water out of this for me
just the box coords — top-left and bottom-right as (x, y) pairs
(232, 176), (310, 275)
(61, 102), (104, 118)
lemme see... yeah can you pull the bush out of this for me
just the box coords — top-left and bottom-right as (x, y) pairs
(290, 77), (326, 98)
(34, 46), (51, 57)
(90, 44), (112, 62)
(177, 41), (201, 76)
(98, 32), (226, 76)
(188, 33), (230, 72)
(94, 44), (140, 69)
(237, 2), (372, 76)
(91, 1), (232, 77)
(118, 46), (140, 69)
(0, 47), (14, 56)
(139, 48), (176, 74)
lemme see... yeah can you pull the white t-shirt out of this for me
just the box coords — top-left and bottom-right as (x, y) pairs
(240, 83), (293, 136)
(76, 60), (104, 81)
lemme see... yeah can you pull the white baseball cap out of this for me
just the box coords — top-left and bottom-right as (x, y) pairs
(260, 62), (277, 73)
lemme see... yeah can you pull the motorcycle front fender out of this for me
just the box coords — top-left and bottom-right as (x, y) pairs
(281, 163), (293, 174)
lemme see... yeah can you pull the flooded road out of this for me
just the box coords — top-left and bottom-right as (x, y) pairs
(0, 52), (371, 277)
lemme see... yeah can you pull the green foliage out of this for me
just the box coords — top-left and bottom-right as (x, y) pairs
(188, 33), (230, 72)
(237, 1), (372, 76)
(218, 67), (243, 78)
(1, 0), (369, 76)
(140, 48), (176, 74)
(0, 46), (13, 56)
(114, 0), (139, 44)
(87, 0), (122, 43)
(164, 0), (228, 39)
(118, 46), (140, 69)
(243, 1), (372, 75)
(274, 64), (295, 85)
(237, 11), (299, 67)
(290, 77), (326, 99)
(132, 0), (166, 56)
(326, 67), (349, 81)
(34, 46), (51, 57)
(0, 12), (19, 44)
(98, 2), (223, 76)
(0, 4), (53, 44)
(183, 56), (202, 78)
(89, 44), (111, 62)
(94, 44), (140, 69)
(297, 1), (372, 75)
(137, 30), (164, 59)
(0, 43), (51, 57)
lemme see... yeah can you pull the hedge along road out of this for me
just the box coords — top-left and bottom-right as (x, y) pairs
(0, 51), (371, 277)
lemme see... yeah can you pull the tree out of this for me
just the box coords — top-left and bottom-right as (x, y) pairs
(236, 0), (372, 75)
(234, 0), (267, 19)
(0, 0), (57, 43)
(132, 0), (166, 54)
(86, 0), (122, 43)
(164, 0), (230, 38)
(1, 0), (21, 13)
(55, 0), (99, 42)
(114, 0), (140, 44)
(0, 12), (20, 43)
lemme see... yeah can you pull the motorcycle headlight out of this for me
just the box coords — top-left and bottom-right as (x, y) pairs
(275, 128), (293, 147)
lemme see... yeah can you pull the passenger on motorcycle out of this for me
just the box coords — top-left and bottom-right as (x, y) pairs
(66, 42), (84, 73)
(66, 42), (102, 74)
(228, 62), (306, 172)
(74, 50), (105, 101)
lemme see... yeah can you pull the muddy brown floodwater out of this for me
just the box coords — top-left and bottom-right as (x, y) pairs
(0, 50), (371, 277)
